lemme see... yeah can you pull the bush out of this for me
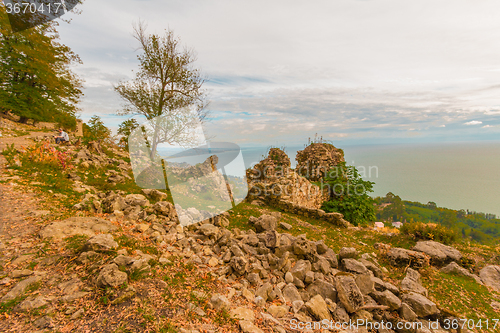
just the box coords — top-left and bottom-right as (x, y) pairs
(400, 222), (459, 244)
(321, 162), (376, 226)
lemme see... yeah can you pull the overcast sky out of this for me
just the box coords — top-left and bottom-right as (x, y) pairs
(55, 0), (500, 146)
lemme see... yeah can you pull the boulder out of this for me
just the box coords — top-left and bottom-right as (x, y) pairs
(39, 217), (117, 241)
(97, 263), (128, 288)
(387, 247), (429, 268)
(339, 247), (358, 259)
(342, 258), (369, 275)
(84, 234), (118, 252)
(370, 290), (401, 311)
(267, 305), (288, 318)
(306, 279), (337, 302)
(124, 194), (149, 206)
(142, 189), (168, 201)
(255, 283), (273, 302)
(479, 265), (500, 292)
(412, 241), (462, 266)
(239, 320), (264, 333)
(230, 307), (255, 322)
(210, 294), (231, 311)
(305, 294), (331, 320)
(401, 268), (427, 296)
(1, 276), (42, 302)
(440, 262), (477, 281)
(254, 215), (278, 233)
(290, 260), (312, 281)
(335, 274), (364, 313)
(283, 283), (302, 303)
(355, 274), (374, 296)
(402, 292), (439, 317)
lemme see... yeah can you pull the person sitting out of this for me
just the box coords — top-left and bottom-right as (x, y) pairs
(54, 128), (70, 144)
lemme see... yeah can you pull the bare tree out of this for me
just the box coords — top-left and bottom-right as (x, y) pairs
(115, 22), (209, 159)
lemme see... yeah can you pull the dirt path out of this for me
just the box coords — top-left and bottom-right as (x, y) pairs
(0, 130), (55, 151)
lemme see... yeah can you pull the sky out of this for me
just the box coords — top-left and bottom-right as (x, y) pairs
(54, 0), (500, 147)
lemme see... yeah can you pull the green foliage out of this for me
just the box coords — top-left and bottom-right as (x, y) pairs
(0, 6), (82, 127)
(376, 193), (500, 245)
(400, 221), (459, 244)
(83, 115), (111, 143)
(64, 234), (89, 253)
(321, 162), (376, 226)
(117, 119), (139, 150)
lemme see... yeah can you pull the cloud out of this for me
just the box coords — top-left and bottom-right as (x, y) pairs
(54, 0), (500, 143)
(464, 120), (483, 125)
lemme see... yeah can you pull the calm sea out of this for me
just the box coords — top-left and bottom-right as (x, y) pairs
(238, 142), (500, 217)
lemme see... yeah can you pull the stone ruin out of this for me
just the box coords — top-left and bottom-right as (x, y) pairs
(296, 142), (345, 181)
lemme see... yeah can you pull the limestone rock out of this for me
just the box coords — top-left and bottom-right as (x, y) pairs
(305, 294), (331, 320)
(306, 279), (337, 302)
(335, 274), (364, 313)
(339, 247), (358, 259)
(239, 320), (264, 333)
(387, 247), (429, 268)
(17, 296), (48, 311)
(479, 265), (500, 292)
(85, 233), (118, 252)
(280, 222), (292, 230)
(401, 268), (427, 296)
(370, 290), (401, 311)
(283, 283), (302, 303)
(355, 274), (374, 296)
(342, 258), (369, 275)
(1, 275), (42, 302)
(11, 269), (34, 278)
(440, 262), (482, 284)
(402, 292), (439, 317)
(254, 215), (278, 233)
(412, 241), (462, 266)
(400, 302), (417, 321)
(39, 217), (117, 241)
(97, 263), (128, 288)
(210, 294), (231, 311)
(290, 260), (312, 281)
(267, 305), (288, 318)
(230, 307), (255, 322)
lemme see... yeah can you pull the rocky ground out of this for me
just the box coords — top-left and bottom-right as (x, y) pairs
(1, 119), (500, 333)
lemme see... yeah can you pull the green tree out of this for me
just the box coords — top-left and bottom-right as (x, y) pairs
(114, 23), (208, 159)
(83, 115), (111, 143)
(321, 162), (376, 226)
(0, 5), (83, 128)
(117, 118), (139, 150)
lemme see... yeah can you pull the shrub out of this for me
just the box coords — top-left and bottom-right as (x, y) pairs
(400, 221), (459, 244)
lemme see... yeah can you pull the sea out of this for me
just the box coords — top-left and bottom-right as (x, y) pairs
(157, 141), (500, 217)
(238, 142), (500, 217)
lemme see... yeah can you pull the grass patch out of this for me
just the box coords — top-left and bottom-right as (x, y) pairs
(64, 235), (89, 253)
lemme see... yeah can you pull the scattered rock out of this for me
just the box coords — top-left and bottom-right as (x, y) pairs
(402, 292), (439, 317)
(1, 275), (42, 302)
(229, 307), (255, 322)
(412, 241), (462, 266)
(210, 294), (231, 311)
(440, 262), (482, 285)
(335, 274), (364, 313)
(479, 265), (500, 292)
(85, 233), (118, 252)
(305, 294), (331, 320)
(11, 269), (34, 278)
(239, 320), (264, 333)
(96, 263), (128, 288)
(401, 268), (427, 296)
(39, 217), (117, 241)
(386, 247), (429, 269)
